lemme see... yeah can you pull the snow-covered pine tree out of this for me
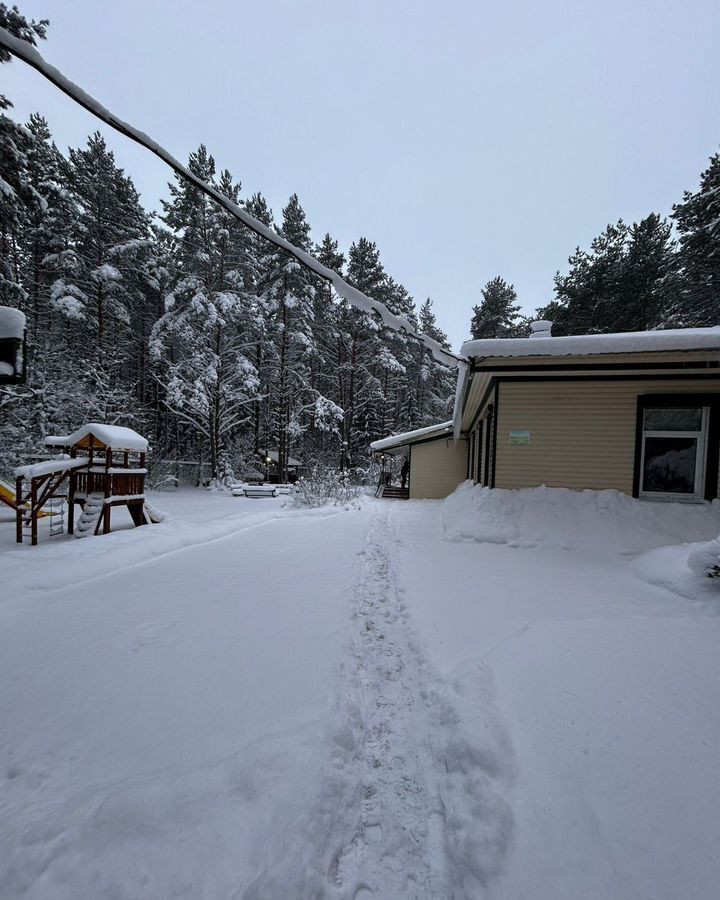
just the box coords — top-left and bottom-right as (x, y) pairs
(672, 150), (720, 327)
(20, 113), (82, 343)
(261, 194), (342, 482)
(154, 150), (262, 478)
(311, 233), (346, 465)
(0, 3), (47, 110)
(417, 297), (455, 423)
(242, 191), (275, 458)
(343, 237), (387, 461)
(66, 132), (152, 350)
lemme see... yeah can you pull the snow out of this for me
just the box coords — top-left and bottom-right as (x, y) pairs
(0, 361), (14, 376)
(14, 456), (88, 479)
(461, 324), (720, 359)
(370, 419), (453, 451)
(0, 304), (26, 340)
(44, 423), (148, 452)
(441, 480), (720, 554)
(2, 486), (720, 898)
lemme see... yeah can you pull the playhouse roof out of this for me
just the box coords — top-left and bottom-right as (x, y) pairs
(44, 423), (148, 452)
(370, 420), (454, 453)
(0, 306), (26, 340)
(461, 325), (720, 361)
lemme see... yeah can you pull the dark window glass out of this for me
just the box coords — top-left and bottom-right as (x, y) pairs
(642, 437), (697, 494)
(644, 407), (703, 432)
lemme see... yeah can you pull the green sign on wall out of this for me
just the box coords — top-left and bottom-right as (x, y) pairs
(508, 430), (531, 446)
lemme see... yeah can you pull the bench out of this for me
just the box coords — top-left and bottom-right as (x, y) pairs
(232, 484), (278, 498)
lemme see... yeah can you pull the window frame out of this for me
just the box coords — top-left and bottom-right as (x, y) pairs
(633, 394), (720, 502)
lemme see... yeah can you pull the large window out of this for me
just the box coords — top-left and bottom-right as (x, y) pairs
(640, 405), (709, 500)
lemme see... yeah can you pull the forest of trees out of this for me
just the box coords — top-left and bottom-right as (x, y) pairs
(2, 4), (719, 485)
(469, 163), (720, 340)
(0, 6), (455, 483)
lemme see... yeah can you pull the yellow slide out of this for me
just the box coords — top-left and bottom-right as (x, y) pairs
(0, 479), (50, 516)
(0, 479), (18, 511)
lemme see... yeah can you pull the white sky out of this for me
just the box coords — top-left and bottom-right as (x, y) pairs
(3, 0), (719, 351)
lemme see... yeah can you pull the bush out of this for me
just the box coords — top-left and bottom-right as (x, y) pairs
(291, 465), (363, 508)
(688, 535), (720, 580)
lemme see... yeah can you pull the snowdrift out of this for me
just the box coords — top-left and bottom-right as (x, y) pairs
(441, 481), (720, 557)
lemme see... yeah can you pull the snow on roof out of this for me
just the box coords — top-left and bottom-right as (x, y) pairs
(370, 421), (454, 452)
(44, 423), (148, 452)
(265, 451), (303, 467)
(461, 326), (720, 361)
(15, 457), (88, 479)
(0, 305), (26, 340)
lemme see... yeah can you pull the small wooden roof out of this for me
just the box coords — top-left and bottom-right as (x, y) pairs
(45, 423), (148, 452)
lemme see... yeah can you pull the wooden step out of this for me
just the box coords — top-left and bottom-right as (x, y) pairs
(381, 486), (409, 499)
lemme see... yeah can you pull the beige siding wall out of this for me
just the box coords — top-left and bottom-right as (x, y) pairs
(495, 379), (720, 494)
(409, 437), (468, 499)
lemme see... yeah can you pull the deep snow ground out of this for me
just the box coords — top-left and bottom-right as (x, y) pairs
(1, 486), (720, 899)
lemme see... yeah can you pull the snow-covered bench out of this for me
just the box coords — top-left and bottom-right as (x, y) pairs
(233, 484), (278, 498)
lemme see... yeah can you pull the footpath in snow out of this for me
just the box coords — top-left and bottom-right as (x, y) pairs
(2, 485), (720, 898)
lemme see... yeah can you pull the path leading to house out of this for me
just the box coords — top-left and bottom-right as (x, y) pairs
(242, 505), (513, 898)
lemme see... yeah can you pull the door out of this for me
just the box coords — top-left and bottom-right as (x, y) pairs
(639, 405), (709, 501)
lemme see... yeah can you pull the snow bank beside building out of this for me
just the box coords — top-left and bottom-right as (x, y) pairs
(441, 481), (720, 556)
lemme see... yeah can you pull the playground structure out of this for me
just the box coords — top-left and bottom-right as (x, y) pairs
(9, 423), (165, 546)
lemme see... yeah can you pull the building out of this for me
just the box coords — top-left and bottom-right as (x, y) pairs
(372, 323), (720, 503)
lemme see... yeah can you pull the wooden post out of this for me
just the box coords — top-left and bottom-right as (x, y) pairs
(68, 445), (76, 535)
(139, 452), (146, 498)
(15, 475), (23, 543)
(30, 477), (38, 546)
(103, 447), (112, 535)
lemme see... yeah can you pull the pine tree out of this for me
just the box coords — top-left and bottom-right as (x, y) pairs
(66, 132), (151, 348)
(0, 2), (48, 309)
(469, 277), (524, 339)
(156, 149), (262, 477)
(261, 194), (342, 481)
(0, 3), (48, 110)
(343, 238), (387, 458)
(539, 218), (674, 335)
(672, 150), (720, 326)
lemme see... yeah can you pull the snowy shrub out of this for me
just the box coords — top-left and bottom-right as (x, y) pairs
(346, 460), (381, 487)
(687, 536), (720, 580)
(291, 466), (363, 509)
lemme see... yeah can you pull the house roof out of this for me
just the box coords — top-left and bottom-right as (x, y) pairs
(265, 450), (303, 468)
(461, 325), (720, 361)
(370, 420), (454, 453)
(44, 423), (148, 452)
(0, 306), (26, 340)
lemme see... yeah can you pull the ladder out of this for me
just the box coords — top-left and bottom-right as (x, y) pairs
(74, 492), (105, 538)
(47, 496), (66, 536)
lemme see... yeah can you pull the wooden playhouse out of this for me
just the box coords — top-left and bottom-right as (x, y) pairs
(13, 423), (165, 545)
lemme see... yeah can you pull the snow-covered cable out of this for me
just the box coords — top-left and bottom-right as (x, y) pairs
(0, 25), (464, 370)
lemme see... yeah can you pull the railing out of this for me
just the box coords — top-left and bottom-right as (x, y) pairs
(74, 470), (145, 497)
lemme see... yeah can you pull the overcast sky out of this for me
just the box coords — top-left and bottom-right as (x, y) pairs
(3, 0), (719, 350)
